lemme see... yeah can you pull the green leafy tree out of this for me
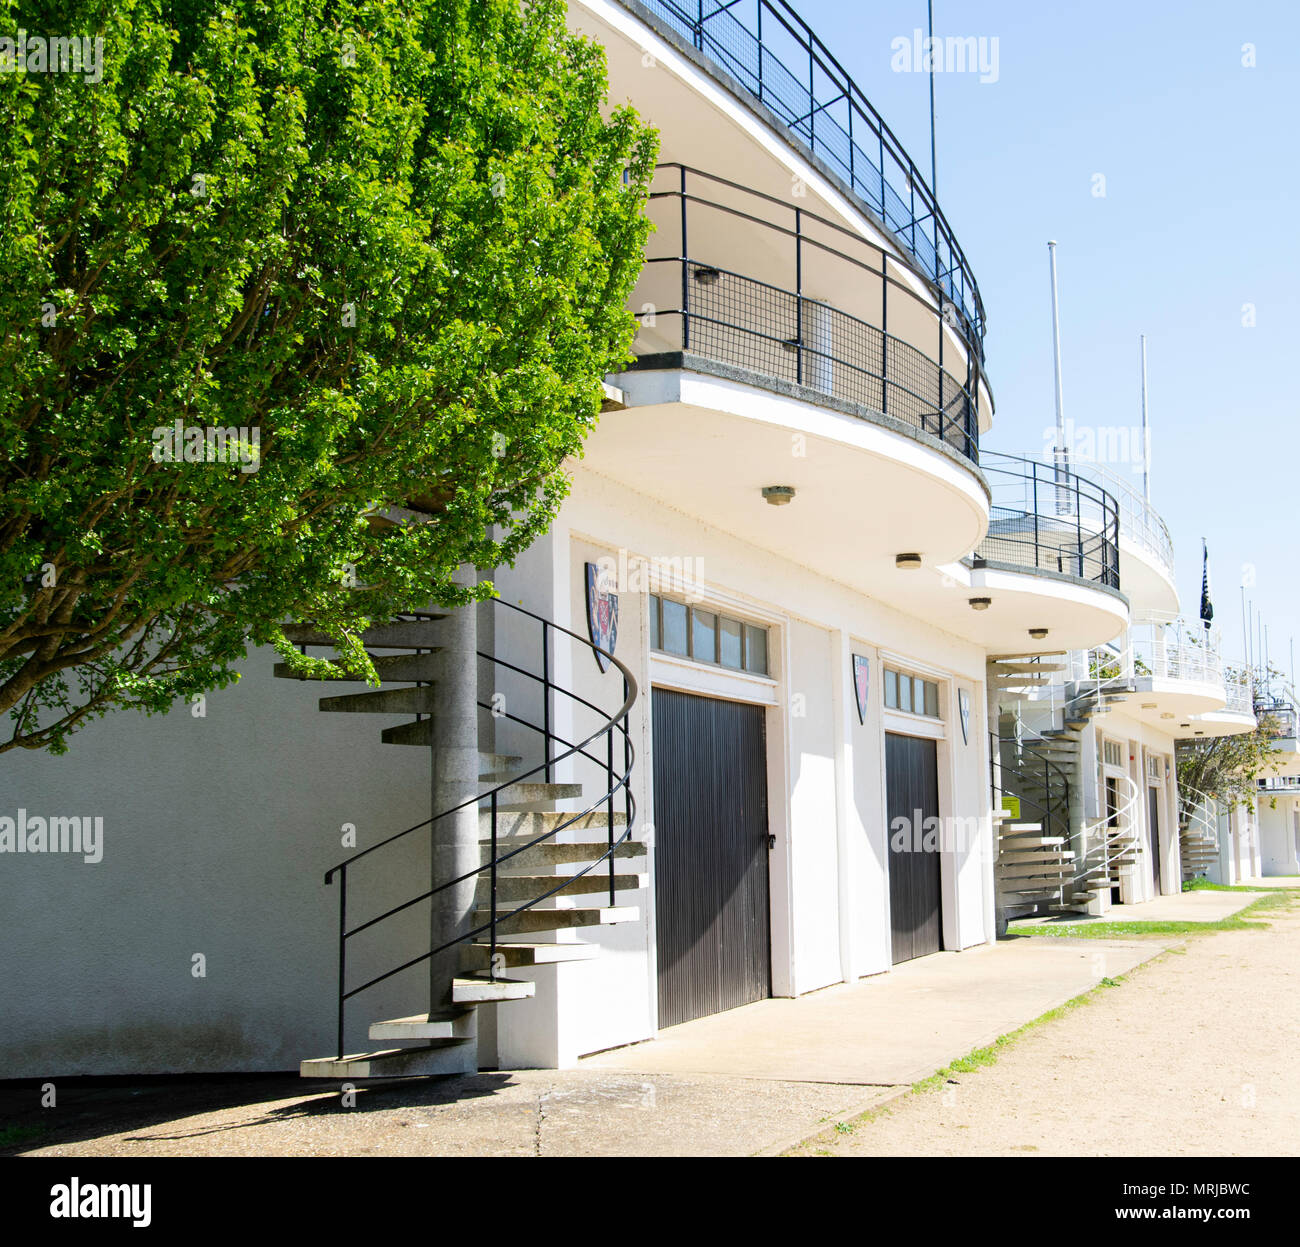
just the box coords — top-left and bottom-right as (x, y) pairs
(1177, 688), (1286, 826)
(0, 0), (657, 753)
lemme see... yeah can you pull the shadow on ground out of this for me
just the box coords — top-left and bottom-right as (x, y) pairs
(0, 1071), (512, 1155)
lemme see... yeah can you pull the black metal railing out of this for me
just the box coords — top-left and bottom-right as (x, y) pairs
(629, 0), (986, 352)
(315, 599), (637, 1061)
(991, 732), (1072, 848)
(974, 452), (1121, 590)
(635, 165), (981, 462)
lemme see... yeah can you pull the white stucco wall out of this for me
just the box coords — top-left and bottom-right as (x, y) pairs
(0, 645), (435, 1077)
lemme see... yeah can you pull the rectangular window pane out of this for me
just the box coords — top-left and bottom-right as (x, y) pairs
(884, 668), (898, 709)
(924, 681), (939, 718)
(899, 674), (912, 714)
(649, 595), (660, 651)
(719, 616), (743, 669)
(661, 598), (688, 657)
(744, 624), (768, 675)
(692, 609), (717, 665)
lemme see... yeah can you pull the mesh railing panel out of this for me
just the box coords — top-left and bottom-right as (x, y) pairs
(634, 0), (985, 348)
(675, 261), (975, 459)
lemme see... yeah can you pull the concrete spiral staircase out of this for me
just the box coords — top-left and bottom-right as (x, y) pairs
(276, 604), (644, 1079)
(989, 654), (1140, 917)
(1178, 786), (1220, 881)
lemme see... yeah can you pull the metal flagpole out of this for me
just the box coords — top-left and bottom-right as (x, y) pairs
(1242, 587), (1249, 676)
(1048, 241), (1068, 513)
(1140, 335), (1150, 503)
(928, 0), (938, 195)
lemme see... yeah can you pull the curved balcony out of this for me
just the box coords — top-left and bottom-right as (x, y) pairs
(626, 0), (986, 352)
(1004, 452), (1176, 615)
(587, 166), (992, 612)
(1189, 667), (1257, 738)
(1255, 684), (1300, 774)
(940, 452), (1129, 653)
(630, 165), (981, 461)
(974, 452), (1120, 588)
(1105, 613), (1228, 737)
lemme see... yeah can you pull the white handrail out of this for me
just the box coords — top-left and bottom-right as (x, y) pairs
(1128, 613), (1223, 686)
(1078, 772), (1142, 897)
(1179, 785), (1220, 878)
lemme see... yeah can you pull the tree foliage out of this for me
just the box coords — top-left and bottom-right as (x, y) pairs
(0, 0), (657, 753)
(1177, 705), (1285, 822)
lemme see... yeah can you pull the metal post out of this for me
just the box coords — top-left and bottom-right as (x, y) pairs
(489, 791), (498, 981)
(757, 1), (763, 103)
(795, 208), (804, 386)
(878, 131), (886, 217)
(848, 88), (855, 189)
(1032, 465), (1041, 572)
(607, 731), (616, 905)
(680, 167), (690, 353)
(808, 39), (815, 150)
(880, 264), (889, 414)
(542, 621), (552, 784)
(337, 866), (347, 1060)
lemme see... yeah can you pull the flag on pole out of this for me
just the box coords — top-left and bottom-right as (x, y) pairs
(1200, 538), (1214, 629)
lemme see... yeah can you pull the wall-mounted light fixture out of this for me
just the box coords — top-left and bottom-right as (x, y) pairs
(693, 266), (721, 286)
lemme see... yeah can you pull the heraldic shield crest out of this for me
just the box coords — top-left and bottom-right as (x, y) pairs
(585, 562), (619, 674)
(852, 654), (870, 725)
(958, 688), (971, 745)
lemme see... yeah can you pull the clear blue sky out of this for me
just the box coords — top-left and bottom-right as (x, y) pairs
(791, 0), (1300, 670)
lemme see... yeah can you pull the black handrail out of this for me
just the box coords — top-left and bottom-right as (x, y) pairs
(315, 598), (638, 1060)
(636, 165), (981, 462)
(975, 451), (1121, 591)
(629, 0), (986, 353)
(990, 731), (1071, 848)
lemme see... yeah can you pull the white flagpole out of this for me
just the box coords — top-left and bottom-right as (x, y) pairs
(1140, 335), (1150, 503)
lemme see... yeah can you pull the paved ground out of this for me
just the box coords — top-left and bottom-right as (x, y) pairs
(585, 936), (1167, 1085)
(3, 887), (1292, 1158)
(793, 886), (1300, 1157)
(1015, 888), (1267, 926)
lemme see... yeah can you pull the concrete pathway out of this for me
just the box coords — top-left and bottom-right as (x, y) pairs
(795, 893), (1300, 1157)
(1015, 888), (1266, 927)
(584, 936), (1166, 1086)
(6, 935), (1169, 1158)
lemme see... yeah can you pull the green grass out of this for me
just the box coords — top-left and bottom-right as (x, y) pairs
(1183, 878), (1298, 893)
(1007, 889), (1296, 940)
(789, 971), (1137, 1153)
(789, 886), (1298, 1156)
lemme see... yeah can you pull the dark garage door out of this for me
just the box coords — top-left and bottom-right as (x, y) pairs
(1148, 786), (1162, 894)
(652, 688), (771, 1028)
(886, 732), (944, 963)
